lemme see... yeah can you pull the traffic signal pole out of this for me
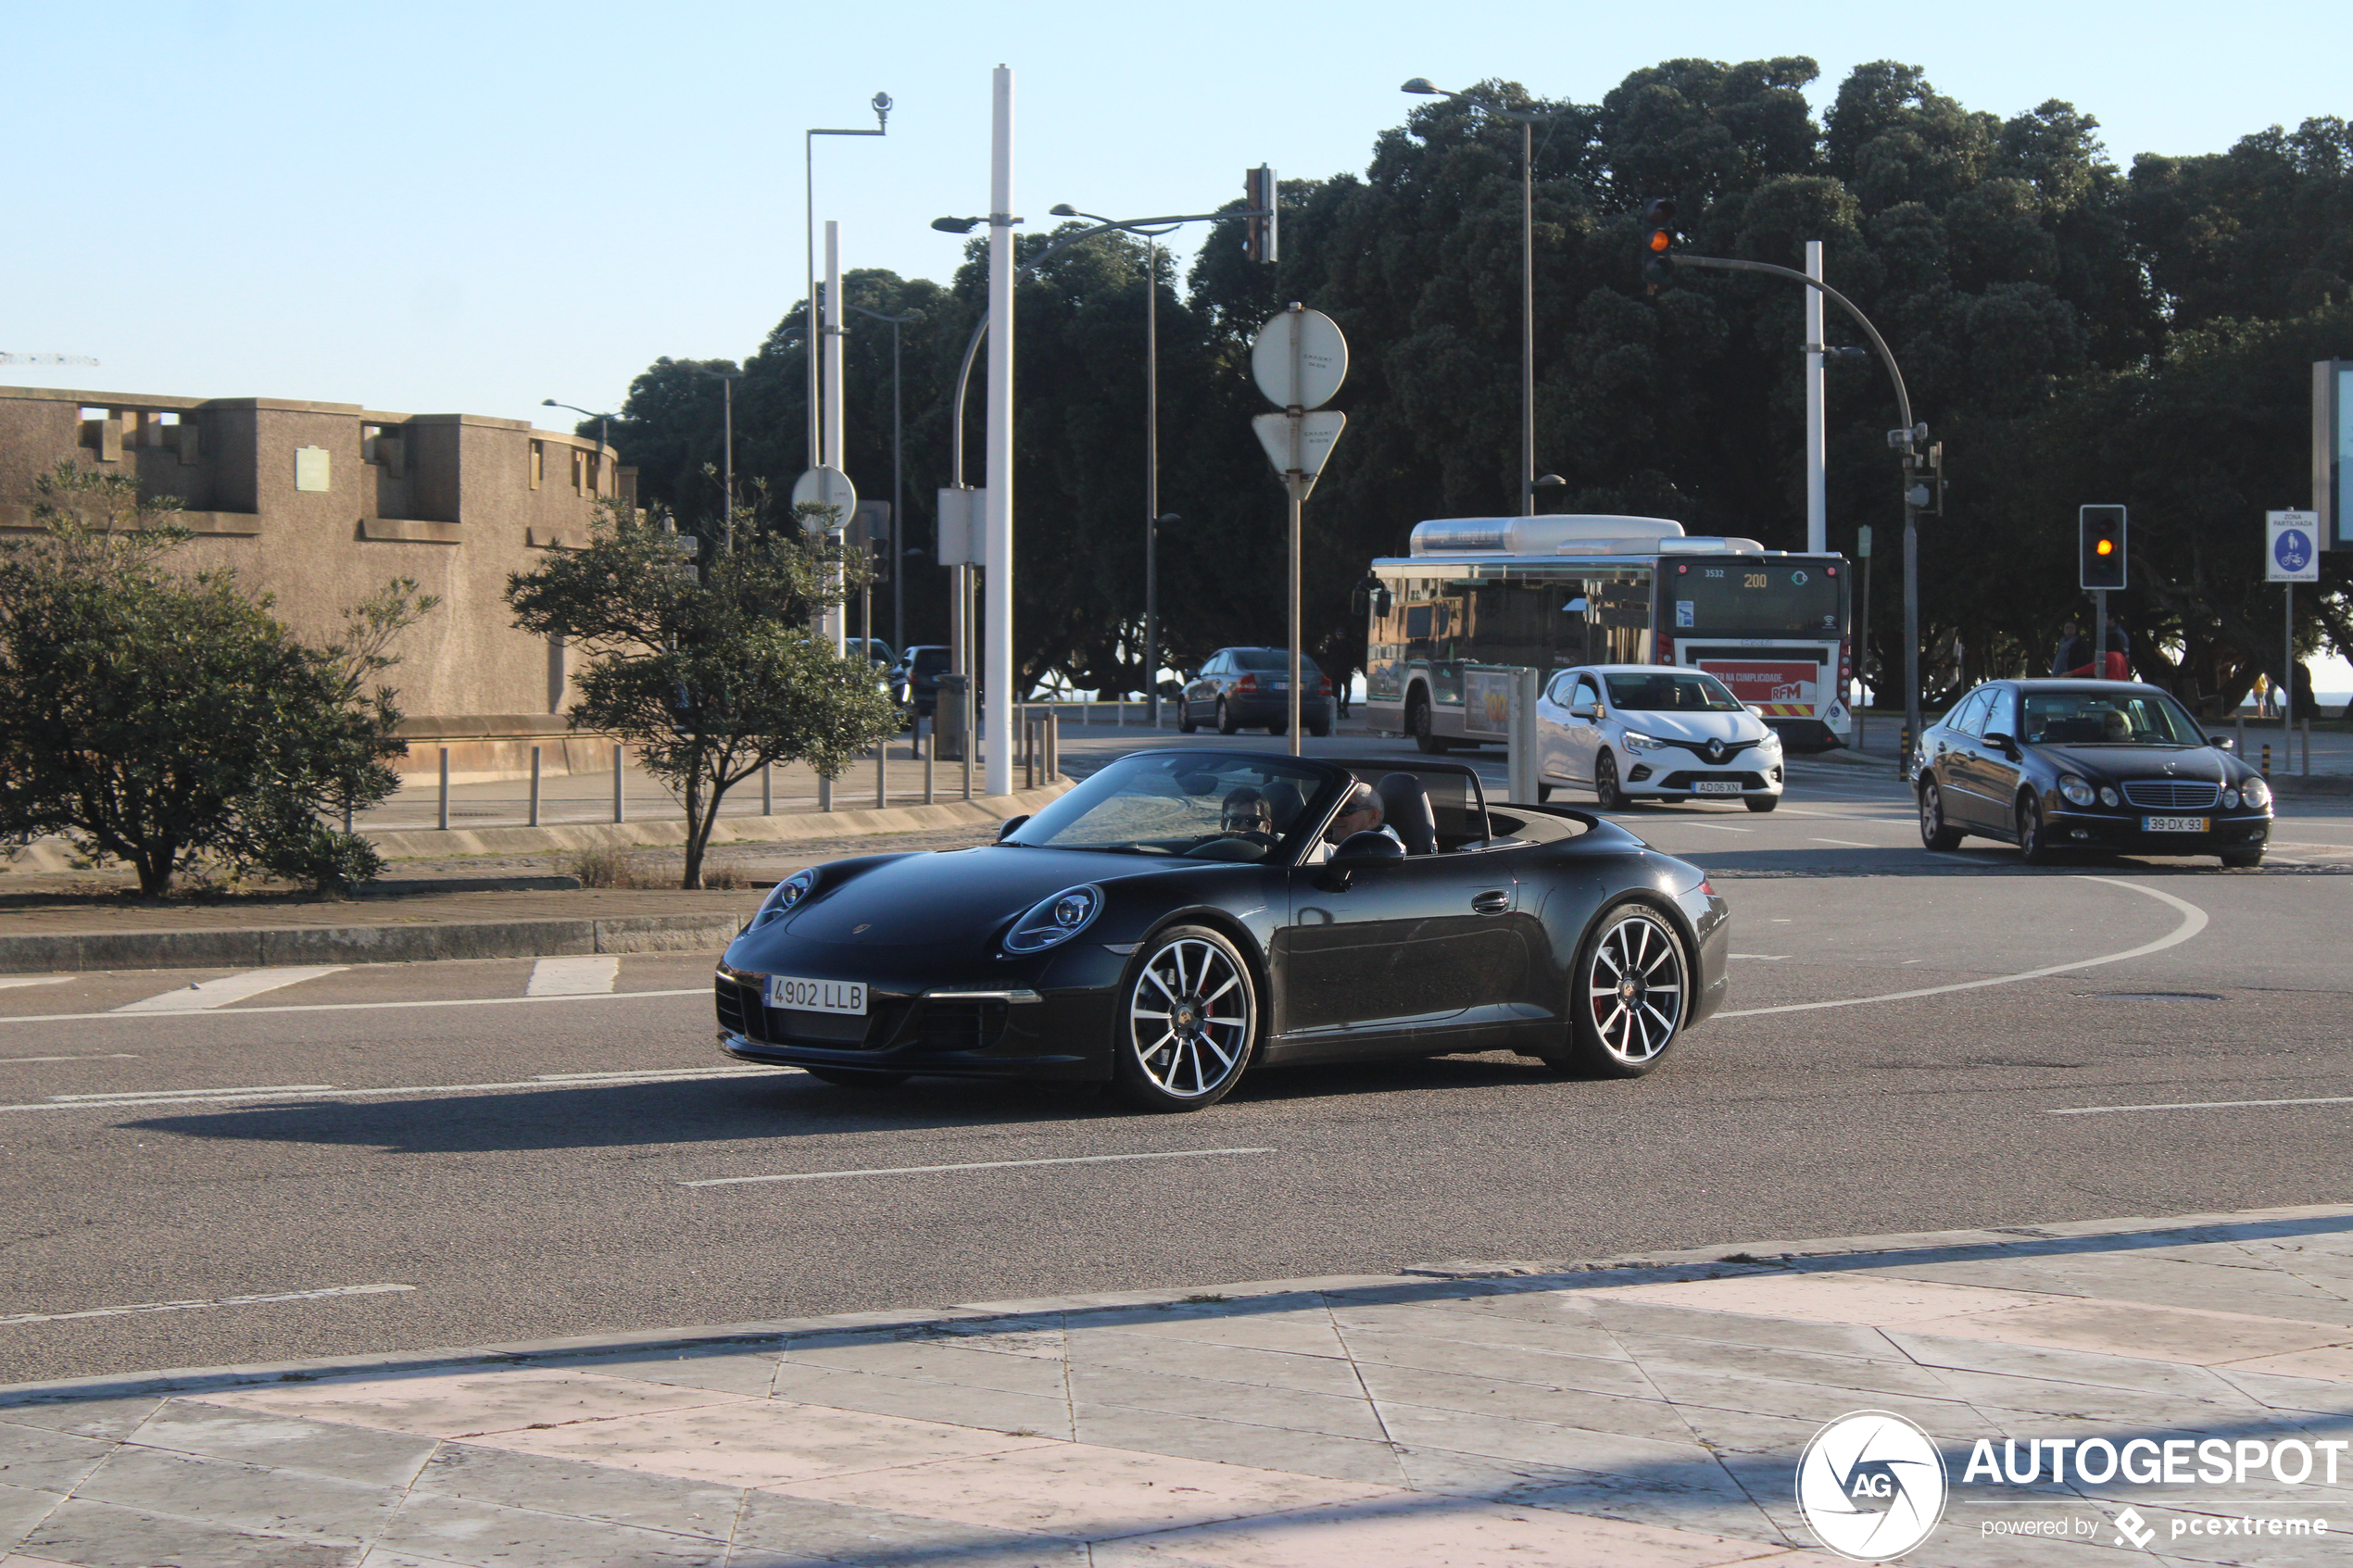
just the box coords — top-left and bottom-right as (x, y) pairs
(1661, 250), (1925, 765)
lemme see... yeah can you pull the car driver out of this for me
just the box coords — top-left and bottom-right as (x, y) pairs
(1219, 788), (1279, 847)
(1324, 782), (1402, 850)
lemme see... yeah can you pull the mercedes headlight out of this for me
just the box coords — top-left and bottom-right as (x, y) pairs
(2241, 776), (2272, 809)
(752, 869), (817, 929)
(2098, 785), (2120, 807)
(2059, 774), (2095, 807)
(2221, 785), (2240, 809)
(1004, 884), (1102, 953)
(1623, 732), (1667, 752)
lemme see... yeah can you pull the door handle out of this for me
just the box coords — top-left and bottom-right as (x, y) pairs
(1471, 890), (1510, 915)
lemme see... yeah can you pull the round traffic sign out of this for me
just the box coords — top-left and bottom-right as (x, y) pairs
(790, 466), (858, 532)
(2275, 528), (2313, 573)
(1251, 308), (1348, 410)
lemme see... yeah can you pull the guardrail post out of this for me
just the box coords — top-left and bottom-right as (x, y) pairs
(528, 746), (542, 827)
(612, 743), (624, 822)
(437, 746), (450, 831)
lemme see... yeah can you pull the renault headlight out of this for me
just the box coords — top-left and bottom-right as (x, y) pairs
(752, 869), (816, 929)
(1756, 729), (1782, 754)
(1623, 732), (1667, 752)
(2059, 774), (2095, 807)
(1003, 884), (1102, 953)
(2241, 776), (2272, 809)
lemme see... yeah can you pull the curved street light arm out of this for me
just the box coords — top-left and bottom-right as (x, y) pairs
(1671, 254), (1915, 437)
(949, 208), (1270, 485)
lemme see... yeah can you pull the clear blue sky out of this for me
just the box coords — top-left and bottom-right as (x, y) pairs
(6, 0), (2344, 428)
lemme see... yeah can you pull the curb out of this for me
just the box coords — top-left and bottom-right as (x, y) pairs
(2, 1200), (2339, 1411)
(2270, 772), (2353, 797)
(360, 783), (1071, 860)
(0, 912), (749, 975)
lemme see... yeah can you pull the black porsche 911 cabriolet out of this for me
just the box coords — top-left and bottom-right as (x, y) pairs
(714, 750), (1729, 1110)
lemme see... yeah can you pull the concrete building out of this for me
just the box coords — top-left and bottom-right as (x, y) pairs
(0, 383), (635, 778)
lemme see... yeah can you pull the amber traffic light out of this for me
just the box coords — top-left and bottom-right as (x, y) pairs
(2079, 505), (2127, 591)
(1640, 197), (1677, 289)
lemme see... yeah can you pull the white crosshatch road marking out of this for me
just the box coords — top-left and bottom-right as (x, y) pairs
(113, 965), (346, 1013)
(526, 955), (621, 996)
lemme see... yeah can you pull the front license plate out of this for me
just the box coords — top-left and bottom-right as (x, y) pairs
(2142, 816), (2209, 834)
(1693, 781), (1743, 796)
(764, 975), (867, 1014)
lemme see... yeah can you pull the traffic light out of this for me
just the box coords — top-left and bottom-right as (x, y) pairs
(1641, 197), (1676, 291)
(2079, 505), (2127, 591)
(1244, 166), (1278, 265)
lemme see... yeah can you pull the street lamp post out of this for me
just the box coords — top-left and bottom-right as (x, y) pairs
(690, 367), (743, 550)
(1403, 79), (1571, 517)
(843, 300), (924, 656)
(805, 94), (892, 475)
(539, 400), (613, 468)
(1150, 513), (1178, 724)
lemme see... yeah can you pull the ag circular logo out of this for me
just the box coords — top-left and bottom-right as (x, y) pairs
(2275, 528), (2313, 572)
(1795, 1411), (1948, 1562)
(1790, 570), (1810, 585)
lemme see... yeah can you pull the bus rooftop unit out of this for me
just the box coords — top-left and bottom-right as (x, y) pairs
(1363, 514), (1854, 755)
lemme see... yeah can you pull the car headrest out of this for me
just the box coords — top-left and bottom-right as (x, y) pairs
(1377, 772), (1438, 856)
(1261, 779), (1305, 832)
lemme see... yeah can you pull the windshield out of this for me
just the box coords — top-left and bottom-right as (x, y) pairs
(2022, 690), (2206, 747)
(1231, 649), (1322, 674)
(910, 648), (950, 674)
(1670, 561), (1843, 635)
(1005, 752), (1337, 862)
(1604, 671), (1744, 712)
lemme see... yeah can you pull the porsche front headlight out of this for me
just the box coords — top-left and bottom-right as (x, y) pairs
(2059, 774), (2095, 807)
(752, 869), (816, 929)
(1004, 884), (1102, 953)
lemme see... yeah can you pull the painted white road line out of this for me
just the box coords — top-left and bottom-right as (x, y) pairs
(0, 976), (71, 990)
(1729, 954), (1789, 961)
(682, 1147), (1277, 1188)
(0, 1283), (414, 1328)
(1638, 822), (1752, 834)
(526, 955), (622, 997)
(1809, 837), (1875, 847)
(0, 1065), (786, 1114)
(2048, 1096), (2353, 1116)
(0, 986), (708, 1026)
(113, 965), (347, 1014)
(0, 1054), (138, 1064)
(1718, 877), (2208, 1019)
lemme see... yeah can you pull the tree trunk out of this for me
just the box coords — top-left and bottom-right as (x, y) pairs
(680, 771), (707, 890)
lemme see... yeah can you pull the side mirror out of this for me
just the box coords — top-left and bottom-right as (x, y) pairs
(1982, 732), (2019, 756)
(1569, 702), (1598, 721)
(996, 815), (1029, 842)
(2210, 735), (2234, 751)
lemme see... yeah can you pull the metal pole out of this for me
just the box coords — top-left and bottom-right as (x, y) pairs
(824, 220), (846, 657)
(1146, 234), (1160, 721)
(761, 761), (772, 815)
(875, 728), (887, 808)
(1805, 240), (1826, 555)
(891, 315), (904, 655)
(1520, 117), (1534, 518)
(2094, 588), (2108, 682)
(2284, 583), (2295, 739)
(721, 376), (734, 553)
(612, 743), (624, 822)
(528, 746), (541, 827)
(438, 747), (449, 831)
(806, 132), (820, 475)
(1903, 470), (1920, 772)
(1856, 554), (1871, 755)
(923, 721), (935, 804)
(1289, 486), (1303, 756)
(983, 64), (1015, 797)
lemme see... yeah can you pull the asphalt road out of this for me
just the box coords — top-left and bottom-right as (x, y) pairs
(3, 749), (2349, 1386)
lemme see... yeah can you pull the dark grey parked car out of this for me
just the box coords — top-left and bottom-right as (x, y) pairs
(1177, 647), (1333, 736)
(891, 646), (952, 721)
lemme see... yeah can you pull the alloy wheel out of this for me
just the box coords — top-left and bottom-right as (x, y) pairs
(1585, 910), (1684, 1066)
(1127, 935), (1252, 1101)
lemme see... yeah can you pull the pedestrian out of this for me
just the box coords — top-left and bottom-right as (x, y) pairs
(2050, 618), (2088, 677)
(2251, 671), (2271, 719)
(2102, 620), (2131, 682)
(1333, 662), (1353, 720)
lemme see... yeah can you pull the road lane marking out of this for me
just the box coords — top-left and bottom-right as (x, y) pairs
(113, 966), (347, 1013)
(1718, 877), (2208, 1018)
(2048, 1096), (2353, 1116)
(0, 1054), (139, 1064)
(0, 1283), (414, 1327)
(682, 1147), (1277, 1188)
(0, 987), (709, 1025)
(1729, 954), (1789, 960)
(0, 976), (71, 990)
(1808, 837), (1874, 847)
(0, 1065), (786, 1114)
(526, 956), (621, 997)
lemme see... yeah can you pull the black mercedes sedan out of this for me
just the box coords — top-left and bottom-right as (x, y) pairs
(1914, 679), (2272, 867)
(715, 750), (1729, 1110)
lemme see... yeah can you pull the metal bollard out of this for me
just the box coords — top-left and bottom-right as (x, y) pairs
(875, 737), (887, 809)
(612, 743), (624, 822)
(1897, 726), (1910, 780)
(529, 746), (542, 827)
(761, 761), (772, 816)
(820, 776), (833, 812)
(1025, 720), (1037, 791)
(923, 720), (935, 805)
(1048, 711), (1060, 781)
(438, 746), (450, 831)
(2262, 743), (2272, 781)
(2302, 717), (2311, 777)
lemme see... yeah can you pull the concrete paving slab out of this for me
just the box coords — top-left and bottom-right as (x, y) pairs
(120, 1403), (435, 1488)
(370, 1491), (729, 1567)
(1332, 1324), (1658, 1398)
(409, 1443), (742, 1539)
(1066, 1362), (1385, 1444)
(782, 1339), (1073, 1399)
(727, 1488), (1087, 1567)
(197, 1368), (748, 1441)
(0, 1487), (65, 1554)
(70, 1444), (402, 1543)
(0, 1424), (110, 1496)
(1068, 1402), (1409, 1487)
(1353, 1360), (1691, 1442)
(1904, 1298), (2353, 1367)
(762, 1361), (1076, 1441)
(19, 1495), (354, 1568)
(1062, 1330), (1365, 1399)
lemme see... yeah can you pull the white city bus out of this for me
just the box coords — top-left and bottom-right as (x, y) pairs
(1361, 515), (1854, 752)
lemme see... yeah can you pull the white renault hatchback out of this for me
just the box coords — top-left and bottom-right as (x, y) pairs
(1535, 665), (1785, 811)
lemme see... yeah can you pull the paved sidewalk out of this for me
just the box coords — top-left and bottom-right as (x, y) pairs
(5, 1205), (2351, 1565)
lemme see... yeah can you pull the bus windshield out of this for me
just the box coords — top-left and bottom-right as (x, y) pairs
(1671, 563), (1841, 634)
(1604, 671), (1744, 711)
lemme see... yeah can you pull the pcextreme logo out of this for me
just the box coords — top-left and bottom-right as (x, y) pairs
(1794, 1411), (1948, 1562)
